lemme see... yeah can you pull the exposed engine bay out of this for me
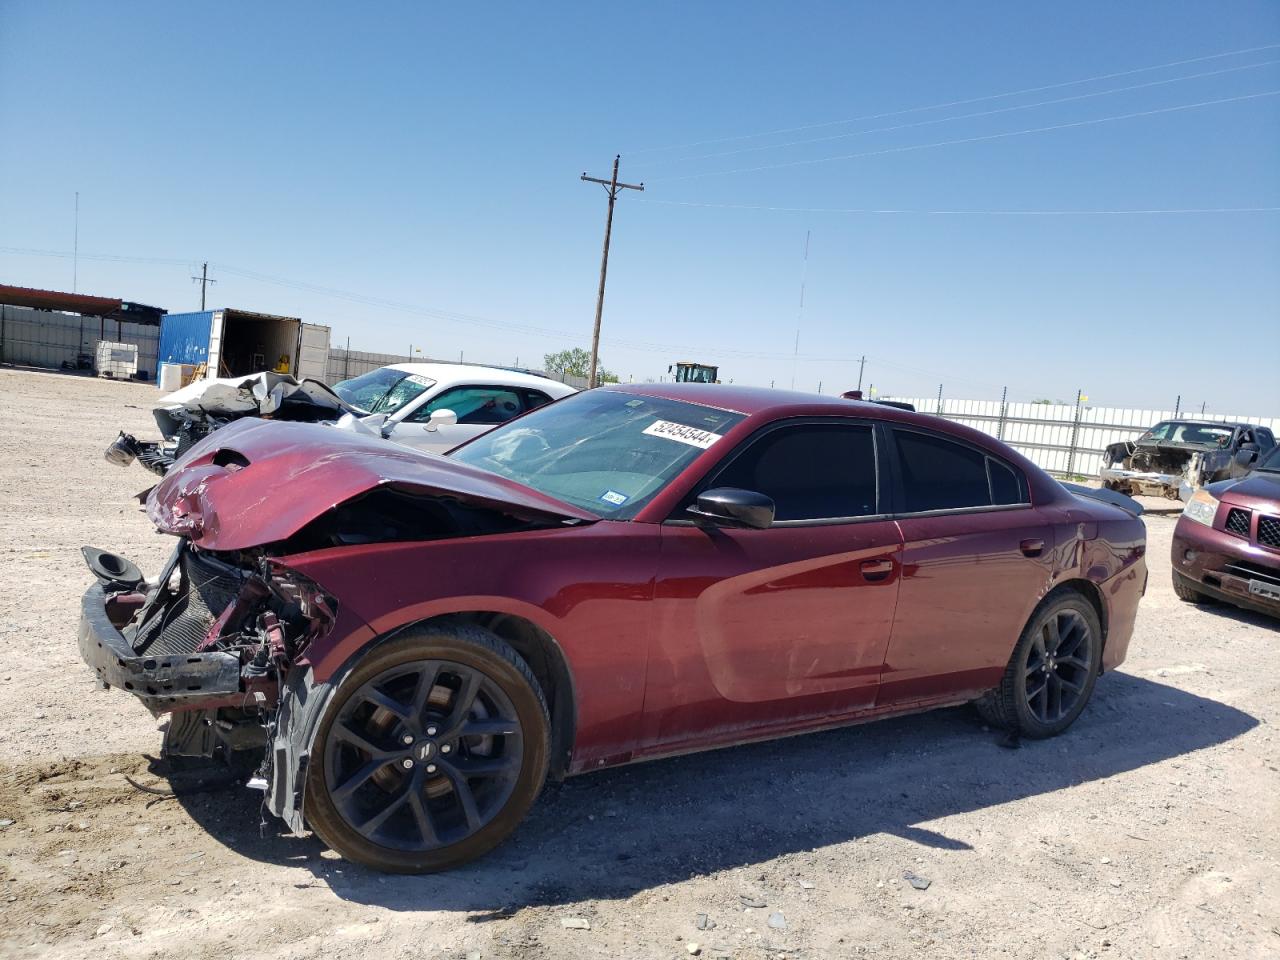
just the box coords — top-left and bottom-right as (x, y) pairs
(105, 373), (355, 476)
(1100, 420), (1266, 501)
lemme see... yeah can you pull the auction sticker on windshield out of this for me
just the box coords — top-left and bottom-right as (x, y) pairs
(642, 419), (724, 449)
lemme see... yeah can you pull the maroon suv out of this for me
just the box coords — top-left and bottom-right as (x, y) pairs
(1172, 444), (1280, 617)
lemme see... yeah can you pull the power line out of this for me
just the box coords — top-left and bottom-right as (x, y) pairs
(649, 89), (1280, 183)
(628, 42), (1280, 155)
(639, 59), (1280, 169)
(638, 199), (1280, 216)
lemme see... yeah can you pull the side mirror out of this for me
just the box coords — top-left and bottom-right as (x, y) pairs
(423, 408), (458, 432)
(687, 487), (775, 530)
(1235, 448), (1257, 467)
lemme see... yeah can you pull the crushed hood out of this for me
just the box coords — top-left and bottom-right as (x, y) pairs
(146, 418), (597, 550)
(157, 372), (358, 418)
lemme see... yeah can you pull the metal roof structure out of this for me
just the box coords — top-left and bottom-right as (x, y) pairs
(0, 283), (166, 324)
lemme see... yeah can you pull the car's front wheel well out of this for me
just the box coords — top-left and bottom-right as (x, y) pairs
(421, 612), (577, 781)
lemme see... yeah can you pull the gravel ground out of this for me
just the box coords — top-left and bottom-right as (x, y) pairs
(0, 366), (1277, 960)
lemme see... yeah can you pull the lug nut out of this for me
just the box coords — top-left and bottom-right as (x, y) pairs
(401, 734), (414, 745)
(441, 744), (452, 754)
(426, 725), (438, 736)
(401, 758), (414, 770)
(426, 764), (438, 774)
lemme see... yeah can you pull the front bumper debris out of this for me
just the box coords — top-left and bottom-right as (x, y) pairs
(79, 583), (243, 714)
(1100, 466), (1193, 501)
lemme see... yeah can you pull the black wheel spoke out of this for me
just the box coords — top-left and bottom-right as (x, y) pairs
(1058, 655), (1088, 671)
(443, 765), (484, 830)
(462, 717), (521, 738)
(332, 757), (389, 802)
(1057, 621), (1085, 658)
(356, 789), (409, 837)
(1043, 618), (1063, 656)
(361, 686), (414, 722)
(334, 722), (395, 760)
(451, 753), (521, 778)
(1027, 678), (1048, 720)
(442, 671), (482, 737)
(407, 788), (438, 845)
(410, 662), (443, 715)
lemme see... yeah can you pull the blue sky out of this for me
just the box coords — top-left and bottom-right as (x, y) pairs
(1, 2), (1277, 410)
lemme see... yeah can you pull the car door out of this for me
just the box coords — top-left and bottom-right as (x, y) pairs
(388, 385), (528, 454)
(640, 419), (903, 755)
(877, 426), (1052, 704)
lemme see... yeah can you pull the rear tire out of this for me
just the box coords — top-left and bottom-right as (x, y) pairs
(976, 590), (1103, 738)
(1172, 570), (1215, 605)
(304, 622), (550, 873)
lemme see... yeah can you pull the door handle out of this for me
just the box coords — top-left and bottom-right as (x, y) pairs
(860, 558), (895, 581)
(1020, 538), (1045, 558)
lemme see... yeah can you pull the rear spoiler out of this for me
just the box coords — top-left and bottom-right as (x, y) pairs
(1059, 481), (1144, 517)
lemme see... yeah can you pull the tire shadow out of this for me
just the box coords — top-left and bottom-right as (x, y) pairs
(172, 671), (1256, 912)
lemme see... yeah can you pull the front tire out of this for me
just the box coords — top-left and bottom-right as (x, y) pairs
(304, 622), (550, 873)
(976, 591), (1103, 738)
(1171, 570), (1215, 605)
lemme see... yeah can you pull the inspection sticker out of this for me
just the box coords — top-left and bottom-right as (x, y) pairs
(599, 490), (629, 506)
(642, 419), (724, 449)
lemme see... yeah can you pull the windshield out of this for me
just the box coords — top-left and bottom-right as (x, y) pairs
(332, 368), (435, 414)
(1141, 421), (1234, 446)
(450, 389), (744, 518)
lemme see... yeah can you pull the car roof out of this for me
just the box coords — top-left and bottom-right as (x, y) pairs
(603, 381), (933, 425)
(381, 362), (576, 394)
(1155, 419), (1249, 427)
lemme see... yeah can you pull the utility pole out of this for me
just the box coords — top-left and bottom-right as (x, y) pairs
(581, 155), (643, 388)
(856, 354), (866, 391)
(191, 262), (216, 311)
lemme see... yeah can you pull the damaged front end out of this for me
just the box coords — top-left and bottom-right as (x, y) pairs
(1100, 440), (1208, 501)
(78, 539), (336, 769)
(80, 417), (596, 830)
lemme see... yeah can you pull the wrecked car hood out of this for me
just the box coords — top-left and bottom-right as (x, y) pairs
(146, 418), (598, 550)
(157, 372), (358, 419)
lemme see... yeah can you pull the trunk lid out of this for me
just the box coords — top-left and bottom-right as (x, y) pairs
(146, 417), (598, 550)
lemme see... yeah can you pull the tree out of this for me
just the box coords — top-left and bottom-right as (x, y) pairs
(543, 347), (618, 384)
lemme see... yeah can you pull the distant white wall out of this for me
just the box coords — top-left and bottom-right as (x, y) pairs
(0, 304), (159, 380)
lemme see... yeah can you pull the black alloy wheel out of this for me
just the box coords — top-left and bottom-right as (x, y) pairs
(1021, 609), (1092, 725)
(305, 623), (550, 872)
(976, 590), (1103, 738)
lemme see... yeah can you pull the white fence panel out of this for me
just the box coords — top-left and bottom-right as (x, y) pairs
(885, 395), (1279, 479)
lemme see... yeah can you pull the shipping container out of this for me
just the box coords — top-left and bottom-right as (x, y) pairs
(157, 309), (330, 381)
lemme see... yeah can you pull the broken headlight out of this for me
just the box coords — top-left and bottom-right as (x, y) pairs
(1182, 489), (1220, 527)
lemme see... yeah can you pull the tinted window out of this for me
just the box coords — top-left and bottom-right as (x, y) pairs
(894, 431), (995, 512)
(408, 386), (524, 425)
(710, 423), (877, 521)
(988, 458), (1023, 505)
(1258, 428), (1275, 450)
(522, 389), (553, 411)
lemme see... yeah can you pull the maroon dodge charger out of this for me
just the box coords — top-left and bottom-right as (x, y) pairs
(79, 384), (1147, 872)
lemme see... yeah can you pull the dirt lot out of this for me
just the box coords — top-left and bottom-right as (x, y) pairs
(0, 366), (1277, 960)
